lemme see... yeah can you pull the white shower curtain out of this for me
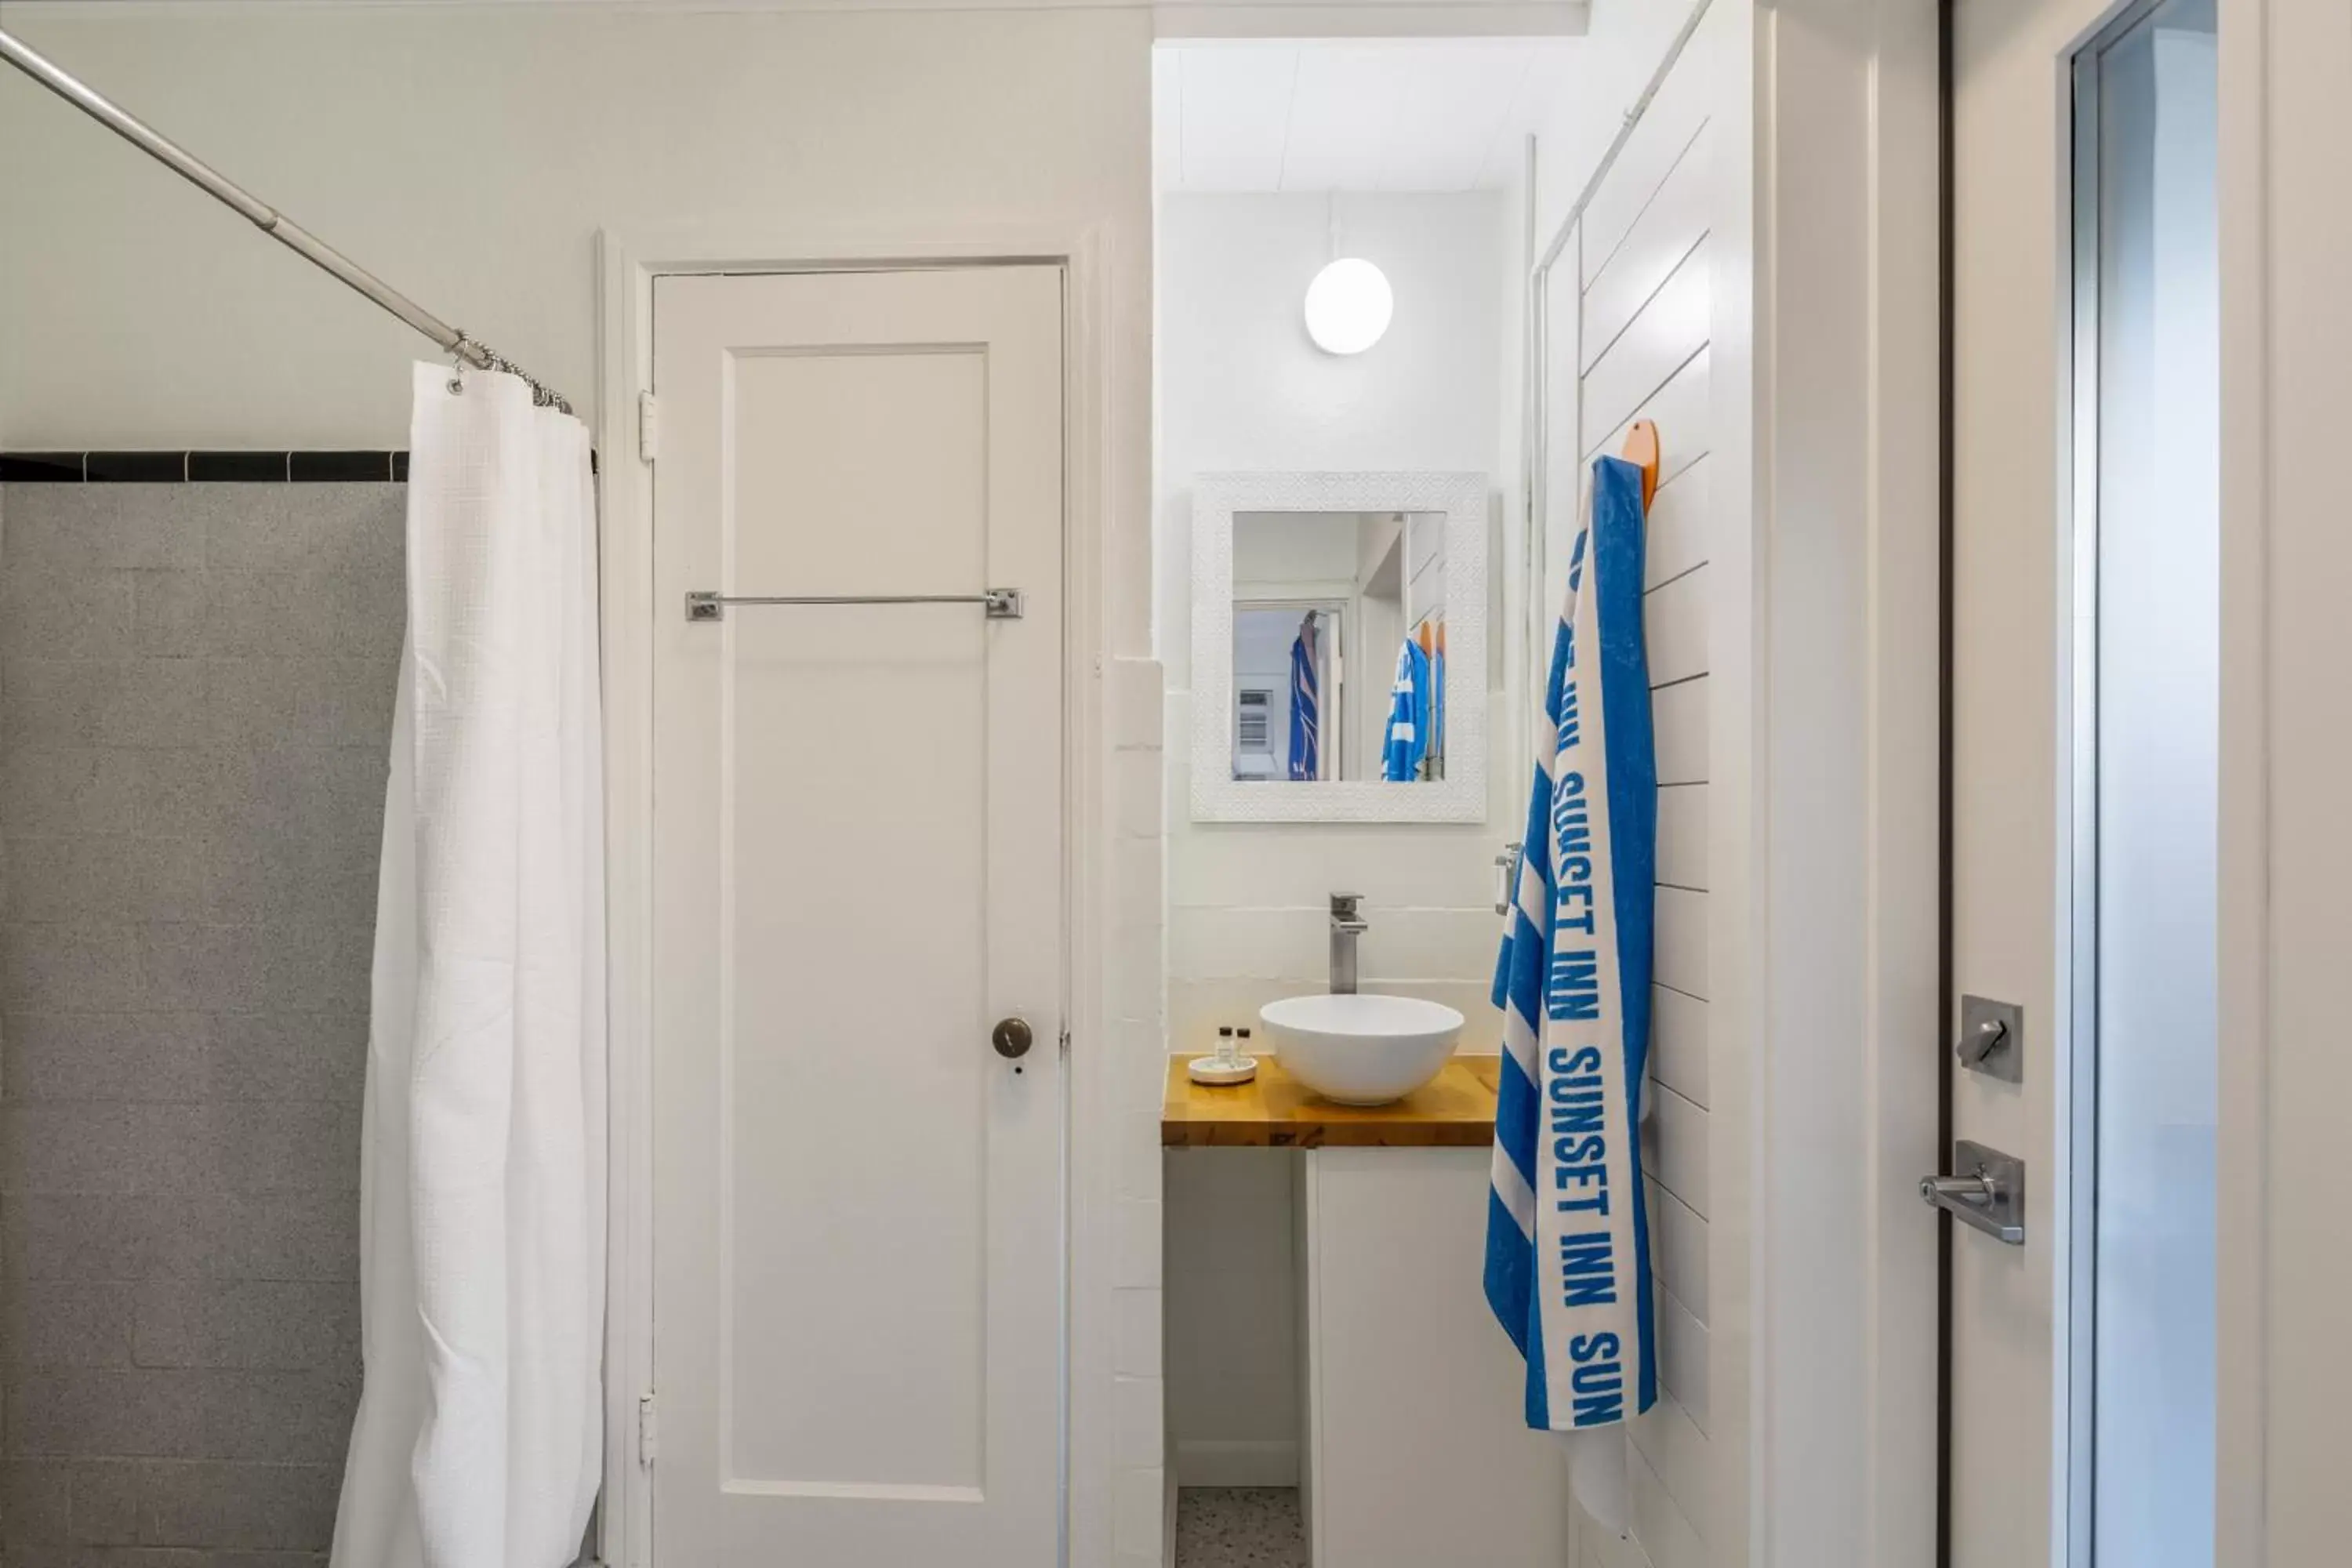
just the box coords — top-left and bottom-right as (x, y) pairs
(334, 364), (606, 1568)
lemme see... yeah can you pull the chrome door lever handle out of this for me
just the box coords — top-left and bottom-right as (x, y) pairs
(1918, 1140), (2027, 1245)
(1922, 1173), (2001, 1206)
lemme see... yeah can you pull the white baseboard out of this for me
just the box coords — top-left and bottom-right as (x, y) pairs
(1173, 1439), (1301, 1488)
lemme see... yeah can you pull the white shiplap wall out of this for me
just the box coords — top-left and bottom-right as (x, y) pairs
(1537, 5), (1732, 1563)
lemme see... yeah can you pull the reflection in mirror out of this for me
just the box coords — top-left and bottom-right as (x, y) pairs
(1191, 471), (1483, 825)
(1229, 510), (1446, 785)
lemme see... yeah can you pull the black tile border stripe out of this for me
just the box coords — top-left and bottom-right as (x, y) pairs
(2, 451), (401, 483)
(187, 452), (291, 483)
(0, 453), (86, 483)
(84, 451), (187, 483)
(290, 450), (397, 482)
(3, 449), (594, 481)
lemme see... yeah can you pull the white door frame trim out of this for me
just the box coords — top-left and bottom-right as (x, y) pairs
(1747, 2), (1942, 1563)
(593, 224), (1115, 1568)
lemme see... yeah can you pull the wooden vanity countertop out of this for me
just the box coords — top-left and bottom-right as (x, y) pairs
(1162, 1054), (1501, 1148)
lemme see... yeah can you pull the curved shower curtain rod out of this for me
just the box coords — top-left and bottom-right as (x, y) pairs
(0, 26), (575, 416)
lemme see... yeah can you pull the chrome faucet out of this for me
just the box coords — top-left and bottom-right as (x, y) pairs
(1329, 893), (1368, 995)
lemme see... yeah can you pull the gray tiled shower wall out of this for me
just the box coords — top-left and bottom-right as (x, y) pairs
(0, 482), (405, 1566)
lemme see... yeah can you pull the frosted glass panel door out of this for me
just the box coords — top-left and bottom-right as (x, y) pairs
(2076, 2), (2219, 1560)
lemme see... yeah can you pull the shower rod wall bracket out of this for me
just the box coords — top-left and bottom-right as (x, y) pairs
(684, 589), (1026, 623)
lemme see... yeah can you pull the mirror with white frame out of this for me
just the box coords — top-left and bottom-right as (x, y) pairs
(1191, 472), (1487, 823)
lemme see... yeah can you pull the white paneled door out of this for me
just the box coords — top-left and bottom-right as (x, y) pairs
(648, 266), (1065, 1566)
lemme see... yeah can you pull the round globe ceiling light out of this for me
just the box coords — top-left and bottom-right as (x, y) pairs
(1303, 258), (1394, 355)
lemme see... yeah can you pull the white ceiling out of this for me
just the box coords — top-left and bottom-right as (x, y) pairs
(1154, 39), (1578, 194)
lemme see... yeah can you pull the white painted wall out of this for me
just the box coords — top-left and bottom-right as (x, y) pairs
(1157, 189), (1513, 1043)
(1155, 187), (1516, 1485)
(0, 6), (1150, 452)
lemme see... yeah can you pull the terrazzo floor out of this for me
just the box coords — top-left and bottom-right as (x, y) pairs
(1174, 1487), (1308, 1567)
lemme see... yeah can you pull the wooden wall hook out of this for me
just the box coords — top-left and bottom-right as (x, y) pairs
(1623, 419), (1661, 510)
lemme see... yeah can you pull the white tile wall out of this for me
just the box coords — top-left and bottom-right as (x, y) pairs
(1116, 1203), (1164, 1294)
(1113, 1460), (1166, 1563)
(1116, 1374), (1167, 1466)
(1116, 1283), (1166, 1378)
(1106, 655), (1168, 1560)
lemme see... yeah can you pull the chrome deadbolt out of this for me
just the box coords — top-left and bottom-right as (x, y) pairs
(992, 1017), (1035, 1060)
(1955, 994), (2023, 1082)
(1958, 1018), (2007, 1065)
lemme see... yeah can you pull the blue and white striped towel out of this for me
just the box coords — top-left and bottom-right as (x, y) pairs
(1485, 455), (1657, 1532)
(1381, 636), (1433, 782)
(1287, 615), (1321, 781)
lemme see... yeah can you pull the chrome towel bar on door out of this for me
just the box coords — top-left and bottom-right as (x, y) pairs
(684, 589), (1025, 622)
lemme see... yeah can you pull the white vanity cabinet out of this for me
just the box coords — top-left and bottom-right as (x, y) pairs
(1296, 1147), (1573, 1567)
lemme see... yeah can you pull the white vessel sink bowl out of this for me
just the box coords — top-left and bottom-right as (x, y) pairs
(1258, 993), (1466, 1106)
